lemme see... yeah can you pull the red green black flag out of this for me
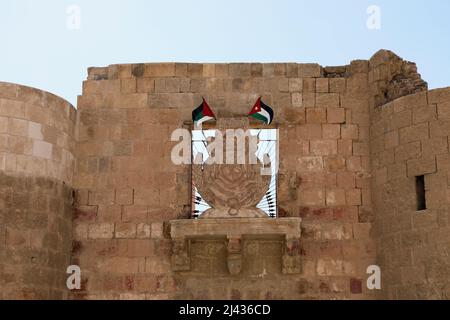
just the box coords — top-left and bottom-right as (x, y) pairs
(192, 98), (216, 126)
(248, 97), (274, 125)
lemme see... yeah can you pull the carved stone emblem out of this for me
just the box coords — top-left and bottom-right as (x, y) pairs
(193, 118), (271, 219)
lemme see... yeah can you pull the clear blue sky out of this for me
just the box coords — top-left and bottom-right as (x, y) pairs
(1, 0), (449, 106)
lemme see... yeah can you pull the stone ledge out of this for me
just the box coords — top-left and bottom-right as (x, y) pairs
(169, 218), (302, 275)
(170, 217), (301, 238)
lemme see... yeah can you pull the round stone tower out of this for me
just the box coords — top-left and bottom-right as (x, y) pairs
(0, 82), (76, 299)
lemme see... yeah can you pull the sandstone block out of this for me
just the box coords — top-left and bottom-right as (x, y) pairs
(202, 64), (215, 77)
(351, 112), (370, 125)
(324, 155), (346, 171)
(394, 141), (421, 162)
(134, 188), (159, 206)
(317, 259), (344, 276)
(413, 105), (436, 124)
(394, 92), (428, 111)
(286, 63), (298, 77)
(386, 162), (406, 181)
(116, 188), (134, 205)
(407, 156), (437, 177)
(302, 78), (315, 93)
(421, 137), (448, 156)
(98, 257), (142, 273)
(137, 78), (155, 93)
(151, 222), (164, 239)
(113, 140), (133, 156)
(0, 82), (18, 99)
(316, 78), (329, 93)
(346, 189), (362, 205)
(190, 78), (206, 92)
(384, 131), (399, 149)
(399, 123), (429, 144)
(278, 78), (289, 92)
(28, 121), (43, 140)
(306, 108), (326, 124)
(329, 78), (346, 93)
(374, 167), (388, 185)
(345, 74), (368, 93)
(298, 64), (322, 78)
(348, 59), (369, 74)
(136, 223), (151, 239)
(32, 140), (52, 160)
(353, 142), (369, 156)
(280, 107), (305, 124)
(316, 93), (339, 108)
(1, 100), (26, 118)
(299, 189), (325, 206)
(17, 86), (45, 107)
(8, 118), (28, 137)
(298, 157), (324, 172)
(428, 88), (450, 104)
(289, 79), (303, 92)
(346, 156), (362, 172)
(341, 125), (358, 140)
(310, 140), (337, 156)
(437, 102), (450, 120)
(175, 63), (188, 76)
(291, 93), (303, 107)
(262, 63), (285, 77)
(338, 140), (353, 155)
(322, 124), (340, 139)
(144, 63), (176, 77)
(163, 78), (182, 93)
(302, 93), (315, 108)
(430, 120), (450, 138)
(122, 205), (148, 222)
(322, 224), (353, 240)
(115, 223), (137, 239)
(337, 172), (355, 189)
(97, 205), (121, 223)
(374, 147), (388, 166)
(248, 63), (262, 77)
(0, 153), (5, 170)
(352, 223), (372, 240)
(0, 116), (8, 133)
(89, 190), (115, 206)
(83, 80), (120, 95)
(327, 108), (346, 124)
(229, 64), (251, 77)
(326, 189), (346, 206)
(297, 124), (322, 139)
(88, 223), (114, 239)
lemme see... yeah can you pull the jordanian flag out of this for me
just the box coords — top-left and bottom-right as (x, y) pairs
(248, 97), (274, 125)
(192, 98), (216, 126)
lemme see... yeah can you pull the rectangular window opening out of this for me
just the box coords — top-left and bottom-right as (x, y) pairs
(415, 175), (426, 211)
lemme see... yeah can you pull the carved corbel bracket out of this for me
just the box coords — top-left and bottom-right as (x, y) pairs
(282, 236), (302, 274)
(171, 238), (190, 271)
(226, 236), (242, 275)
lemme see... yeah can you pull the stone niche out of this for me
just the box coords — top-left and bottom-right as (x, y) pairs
(169, 118), (302, 275)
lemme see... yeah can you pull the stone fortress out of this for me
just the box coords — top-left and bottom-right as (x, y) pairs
(2, 49), (450, 300)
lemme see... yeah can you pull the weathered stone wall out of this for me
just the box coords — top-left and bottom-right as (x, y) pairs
(370, 87), (450, 299)
(73, 61), (377, 299)
(368, 49), (428, 108)
(0, 82), (76, 299)
(2, 49), (447, 300)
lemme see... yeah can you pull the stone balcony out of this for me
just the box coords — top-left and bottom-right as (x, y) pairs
(169, 217), (302, 275)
